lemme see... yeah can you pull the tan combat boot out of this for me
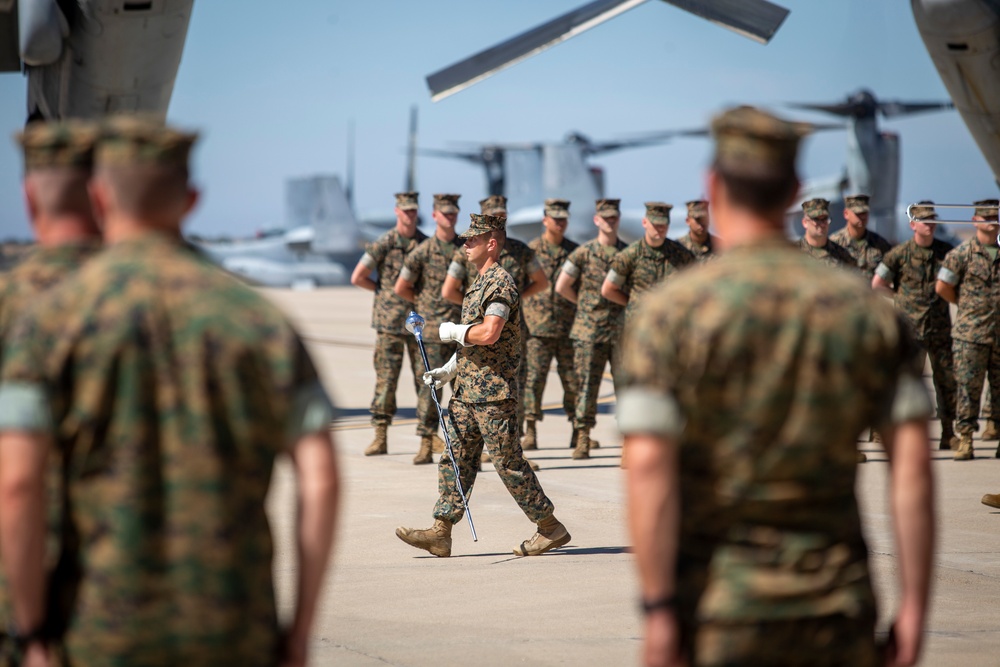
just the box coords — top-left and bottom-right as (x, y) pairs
(431, 433), (446, 454)
(522, 420), (538, 450)
(572, 429), (591, 460)
(395, 518), (453, 557)
(954, 433), (974, 461)
(569, 429), (600, 449)
(364, 424), (388, 456)
(982, 493), (1000, 509)
(413, 436), (434, 465)
(513, 515), (571, 556)
(983, 420), (999, 441)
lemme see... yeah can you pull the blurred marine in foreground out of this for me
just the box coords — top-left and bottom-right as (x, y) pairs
(619, 106), (935, 667)
(0, 117), (340, 667)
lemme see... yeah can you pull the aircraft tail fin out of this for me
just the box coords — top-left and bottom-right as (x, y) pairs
(285, 176), (361, 255)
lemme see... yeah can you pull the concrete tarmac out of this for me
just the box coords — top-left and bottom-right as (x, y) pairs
(262, 286), (1000, 666)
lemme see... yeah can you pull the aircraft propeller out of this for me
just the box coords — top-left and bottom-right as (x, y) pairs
(786, 89), (954, 120)
(426, 0), (790, 101)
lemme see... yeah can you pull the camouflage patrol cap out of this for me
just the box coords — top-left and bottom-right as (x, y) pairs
(974, 198), (999, 220)
(685, 199), (708, 219)
(711, 105), (809, 179)
(433, 193), (460, 213)
(644, 201), (672, 225)
(596, 198), (621, 218)
(480, 194), (508, 216)
(95, 115), (198, 168)
(910, 200), (937, 221)
(802, 198), (831, 220)
(845, 194), (870, 213)
(14, 120), (99, 171)
(458, 213), (506, 239)
(395, 192), (419, 210)
(544, 198), (570, 219)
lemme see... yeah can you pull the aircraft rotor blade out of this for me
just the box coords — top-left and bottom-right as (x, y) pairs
(663, 0), (789, 45)
(417, 148), (487, 164)
(786, 102), (860, 117)
(878, 100), (954, 118)
(426, 0), (654, 102)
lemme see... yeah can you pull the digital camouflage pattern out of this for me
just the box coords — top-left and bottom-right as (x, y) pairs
(619, 239), (928, 632)
(95, 115), (197, 168)
(15, 120), (98, 170)
(524, 235), (578, 338)
(564, 238), (627, 343)
(607, 237), (695, 321)
(678, 232), (719, 262)
(370, 333), (431, 433)
(876, 239), (954, 341)
(432, 398), (553, 524)
(400, 236), (463, 343)
(687, 612), (880, 667)
(845, 194), (870, 213)
(0, 243), (100, 367)
(0, 234), (334, 666)
(573, 340), (621, 430)
(711, 106), (809, 179)
(644, 201), (672, 225)
(801, 198), (830, 220)
(395, 191), (419, 210)
(953, 340), (1000, 435)
(364, 228), (428, 333)
(796, 237), (855, 269)
(459, 212), (505, 239)
(454, 263), (521, 403)
(525, 336), (576, 422)
(433, 193), (460, 213)
(829, 228), (893, 279)
(524, 235), (579, 423)
(595, 198), (620, 217)
(939, 236), (1000, 345)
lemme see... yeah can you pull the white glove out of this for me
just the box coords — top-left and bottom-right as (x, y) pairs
(423, 353), (458, 389)
(439, 321), (473, 346)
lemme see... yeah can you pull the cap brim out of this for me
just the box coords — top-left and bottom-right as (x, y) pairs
(848, 206), (870, 214)
(547, 213), (569, 219)
(397, 204), (419, 211)
(435, 205), (459, 214)
(458, 228), (488, 239)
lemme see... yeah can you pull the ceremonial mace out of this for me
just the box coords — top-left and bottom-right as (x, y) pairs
(405, 311), (478, 541)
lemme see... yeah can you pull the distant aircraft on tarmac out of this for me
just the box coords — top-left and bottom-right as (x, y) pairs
(426, 0), (1000, 196)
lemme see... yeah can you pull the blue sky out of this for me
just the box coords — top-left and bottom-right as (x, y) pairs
(0, 0), (992, 239)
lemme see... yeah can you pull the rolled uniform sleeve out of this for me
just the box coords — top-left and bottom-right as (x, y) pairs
(485, 302), (510, 320)
(359, 252), (377, 270)
(399, 265), (416, 283)
(874, 262), (894, 283)
(606, 268), (626, 287)
(0, 381), (53, 433)
(560, 261), (580, 279)
(447, 260), (466, 281)
(286, 340), (337, 441)
(937, 266), (958, 285)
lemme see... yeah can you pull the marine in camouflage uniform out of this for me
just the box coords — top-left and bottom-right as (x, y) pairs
(620, 106), (934, 667)
(394, 194), (463, 464)
(874, 201), (957, 449)
(603, 201), (695, 324)
(523, 199), (579, 449)
(352, 191), (428, 456)
(830, 194), (893, 280)
(936, 199), (1000, 460)
(797, 198), (855, 269)
(444, 195), (547, 462)
(0, 118), (339, 667)
(0, 120), (102, 666)
(395, 214), (569, 558)
(557, 198), (628, 459)
(677, 199), (719, 261)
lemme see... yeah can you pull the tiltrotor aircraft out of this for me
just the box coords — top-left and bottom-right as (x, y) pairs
(426, 0), (1000, 197)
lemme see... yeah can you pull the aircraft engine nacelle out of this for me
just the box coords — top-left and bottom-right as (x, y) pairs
(20, 0), (194, 120)
(912, 0), (1000, 184)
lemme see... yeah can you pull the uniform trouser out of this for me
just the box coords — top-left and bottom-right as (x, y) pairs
(370, 332), (438, 435)
(572, 339), (622, 430)
(954, 339), (1000, 435)
(432, 398), (554, 525)
(684, 613), (880, 667)
(524, 335), (577, 422)
(984, 386), (994, 420)
(916, 333), (956, 430)
(516, 325), (528, 435)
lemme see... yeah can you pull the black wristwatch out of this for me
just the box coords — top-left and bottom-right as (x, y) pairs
(640, 595), (677, 615)
(6, 621), (47, 651)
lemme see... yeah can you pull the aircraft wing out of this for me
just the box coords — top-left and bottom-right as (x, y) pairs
(426, 0), (789, 101)
(0, 0), (19, 72)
